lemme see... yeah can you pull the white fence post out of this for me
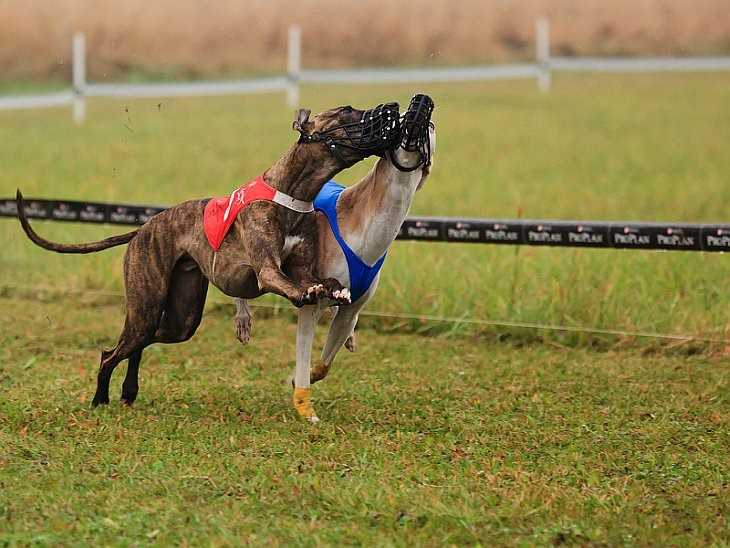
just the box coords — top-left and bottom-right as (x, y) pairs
(72, 32), (86, 124)
(536, 17), (551, 93)
(287, 25), (301, 108)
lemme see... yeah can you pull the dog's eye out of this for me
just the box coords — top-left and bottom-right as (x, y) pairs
(342, 106), (353, 113)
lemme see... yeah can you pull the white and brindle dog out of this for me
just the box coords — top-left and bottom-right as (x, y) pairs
(234, 95), (435, 422)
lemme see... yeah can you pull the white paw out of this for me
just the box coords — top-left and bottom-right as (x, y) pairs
(333, 288), (351, 304)
(306, 284), (324, 296)
(308, 415), (320, 424)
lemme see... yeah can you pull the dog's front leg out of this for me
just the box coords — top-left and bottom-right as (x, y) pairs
(311, 305), (361, 384)
(293, 305), (322, 422)
(256, 261), (315, 306)
(285, 235), (351, 305)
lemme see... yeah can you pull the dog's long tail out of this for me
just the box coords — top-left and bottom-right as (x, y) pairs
(16, 190), (138, 254)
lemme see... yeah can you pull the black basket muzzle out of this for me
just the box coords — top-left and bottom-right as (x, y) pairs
(390, 94), (435, 172)
(300, 102), (401, 161)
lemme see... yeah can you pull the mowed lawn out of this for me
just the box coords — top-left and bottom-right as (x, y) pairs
(0, 74), (729, 544)
(0, 295), (728, 545)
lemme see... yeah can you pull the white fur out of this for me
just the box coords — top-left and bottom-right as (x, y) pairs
(282, 235), (303, 257)
(294, 305), (321, 389)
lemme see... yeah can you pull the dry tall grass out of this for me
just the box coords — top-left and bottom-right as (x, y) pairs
(1, 0), (729, 81)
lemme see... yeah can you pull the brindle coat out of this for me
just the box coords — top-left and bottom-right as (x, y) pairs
(17, 105), (386, 407)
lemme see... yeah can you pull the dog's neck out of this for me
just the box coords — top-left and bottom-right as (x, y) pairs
(337, 147), (423, 265)
(263, 143), (342, 202)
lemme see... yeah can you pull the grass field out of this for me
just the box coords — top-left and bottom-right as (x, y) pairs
(1, 297), (728, 545)
(1, 74), (729, 544)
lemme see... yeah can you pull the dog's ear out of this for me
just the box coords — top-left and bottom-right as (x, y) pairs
(292, 109), (312, 132)
(416, 162), (431, 191)
(417, 125), (436, 191)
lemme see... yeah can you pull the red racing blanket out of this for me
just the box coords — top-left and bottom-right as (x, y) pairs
(203, 176), (314, 251)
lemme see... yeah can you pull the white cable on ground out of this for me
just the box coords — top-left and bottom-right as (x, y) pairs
(1, 284), (727, 345)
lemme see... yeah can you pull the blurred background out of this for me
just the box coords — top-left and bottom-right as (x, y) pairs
(1, 0), (729, 84)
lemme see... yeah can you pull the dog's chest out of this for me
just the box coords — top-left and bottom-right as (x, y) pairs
(282, 235), (303, 258)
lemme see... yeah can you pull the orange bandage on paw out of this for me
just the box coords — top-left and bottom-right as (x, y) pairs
(293, 387), (316, 419)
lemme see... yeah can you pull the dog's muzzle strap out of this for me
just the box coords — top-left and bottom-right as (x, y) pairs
(272, 191), (314, 213)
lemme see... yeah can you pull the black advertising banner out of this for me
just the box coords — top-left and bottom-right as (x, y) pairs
(443, 219), (485, 243)
(399, 217), (442, 241)
(481, 221), (523, 245)
(610, 223), (702, 251)
(701, 226), (730, 252)
(0, 198), (164, 226)
(2, 197), (729, 252)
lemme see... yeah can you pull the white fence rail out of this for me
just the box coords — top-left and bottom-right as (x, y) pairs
(300, 64), (539, 85)
(85, 78), (289, 99)
(551, 56), (730, 73)
(1, 18), (729, 124)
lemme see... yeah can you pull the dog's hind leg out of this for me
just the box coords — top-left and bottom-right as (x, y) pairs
(121, 350), (142, 405)
(153, 260), (208, 344)
(93, 322), (154, 407)
(93, 230), (173, 407)
(233, 298), (253, 345)
(117, 261), (208, 404)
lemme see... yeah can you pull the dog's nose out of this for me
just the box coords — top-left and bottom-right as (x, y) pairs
(407, 94), (434, 116)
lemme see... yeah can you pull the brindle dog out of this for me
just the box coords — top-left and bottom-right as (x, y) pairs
(16, 103), (399, 407)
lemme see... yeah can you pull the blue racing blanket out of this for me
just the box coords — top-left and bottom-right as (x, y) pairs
(314, 181), (386, 303)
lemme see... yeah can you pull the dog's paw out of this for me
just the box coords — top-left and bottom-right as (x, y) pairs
(293, 387), (319, 423)
(233, 314), (252, 345)
(91, 395), (109, 407)
(331, 287), (352, 305)
(299, 284), (327, 305)
(310, 362), (331, 384)
(345, 332), (357, 352)
(320, 278), (350, 305)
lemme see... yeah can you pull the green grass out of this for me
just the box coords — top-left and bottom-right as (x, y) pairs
(1, 75), (730, 544)
(1, 295), (728, 545)
(2, 73), (730, 343)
